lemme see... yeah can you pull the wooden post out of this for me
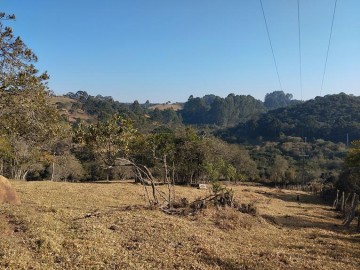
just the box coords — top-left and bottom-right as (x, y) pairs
(344, 193), (359, 227)
(340, 191), (345, 212)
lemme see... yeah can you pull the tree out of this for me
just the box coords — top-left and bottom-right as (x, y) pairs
(269, 155), (289, 183)
(0, 13), (37, 79)
(264, 91), (295, 110)
(173, 127), (207, 184)
(51, 154), (85, 182)
(338, 140), (360, 193)
(74, 114), (137, 180)
(0, 12), (67, 179)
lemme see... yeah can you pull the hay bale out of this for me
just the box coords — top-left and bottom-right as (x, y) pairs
(0, 175), (21, 205)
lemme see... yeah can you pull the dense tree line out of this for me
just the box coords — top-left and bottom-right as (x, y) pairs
(180, 94), (266, 126)
(264, 91), (301, 110)
(220, 93), (360, 144)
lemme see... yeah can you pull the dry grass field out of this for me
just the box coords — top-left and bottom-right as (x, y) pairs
(1, 181), (359, 270)
(149, 103), (183, 111)
(49, 96), (93, 123)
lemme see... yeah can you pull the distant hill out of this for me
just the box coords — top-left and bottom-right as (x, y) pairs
(49, 95), (94, 123)
(219, 93), (360, 143)
(51, 91), (360, 144)
(50, 91), (183, 127)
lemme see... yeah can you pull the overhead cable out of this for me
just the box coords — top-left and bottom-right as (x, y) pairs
(320, 0), (338, 96)
(259, 0), (283, 91)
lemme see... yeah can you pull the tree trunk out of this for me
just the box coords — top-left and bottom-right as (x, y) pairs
(340, 191), (345, 212)
(333, 189), (339, 208)
(0, 158), (3, 175)
(107, 167), (110, 181)
(22, 170), (28, 181)
(16, 171), (21, 180)
(163, 155), (172, 208)
(51, 161), (55, 181)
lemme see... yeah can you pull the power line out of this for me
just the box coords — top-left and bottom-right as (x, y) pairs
(320, 0), (338, 96)
(259, 0), (283, 91)
(297, 0), (303, 101)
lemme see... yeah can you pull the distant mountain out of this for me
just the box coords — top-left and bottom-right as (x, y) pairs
(219, 93), (360, 143)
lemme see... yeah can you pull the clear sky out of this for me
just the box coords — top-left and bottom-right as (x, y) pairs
(2, 0), (359, 103)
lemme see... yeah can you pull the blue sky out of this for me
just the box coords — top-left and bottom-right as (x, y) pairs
(2, 0), (359, 103)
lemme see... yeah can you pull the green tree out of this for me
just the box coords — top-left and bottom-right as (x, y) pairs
(0, 12), (67, 179)
(338, 140), (360, 193)
(74, 114), (137, 180)
(269, 155), (289, 183)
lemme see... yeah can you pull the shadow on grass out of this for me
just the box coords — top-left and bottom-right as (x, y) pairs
(261, 213), (351, 233)
(80, 180), (136, 184)
(256, 189), (326, 205)
(316, 232), (360, 245)
(200, 253), (253, 270)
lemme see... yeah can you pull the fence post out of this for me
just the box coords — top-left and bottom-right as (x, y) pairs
(344, 193), (359, 227)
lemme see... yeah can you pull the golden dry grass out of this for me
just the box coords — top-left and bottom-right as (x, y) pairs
(149, 103), (183, 111)
(48, 96), (93, 122)
(1, 181), (359, 269)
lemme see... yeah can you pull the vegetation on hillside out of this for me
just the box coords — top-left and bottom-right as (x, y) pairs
(264, 90), (302, 110)
(181, 93), (266, 126)
(221, 93), (360, 143)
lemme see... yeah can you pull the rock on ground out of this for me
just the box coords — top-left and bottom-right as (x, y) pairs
(0, 175), (21, 205)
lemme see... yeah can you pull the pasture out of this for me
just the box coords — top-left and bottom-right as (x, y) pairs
(1, 181), (359, 269)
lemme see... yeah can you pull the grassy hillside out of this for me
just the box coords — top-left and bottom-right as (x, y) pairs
(149, 103), (183, 111)
(1, 181), (359, 269)
(49, 95), (93, 123)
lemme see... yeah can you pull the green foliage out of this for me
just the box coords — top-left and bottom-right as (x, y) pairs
(74, 114), (137, 180)
(181, 94), (266, 127)
(0, 13), (68, 179)
(248, 136), (346, 184)
(345, 140), (360, 168)
(211, 181), (225, 194)
(337, 140), (360, 194)
(222, 93), (360, 143)
(264, 91), (301, 110)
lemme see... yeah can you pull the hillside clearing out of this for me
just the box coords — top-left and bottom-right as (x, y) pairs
(1, 181), (359, 270)
(149, 103), (183, 111)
